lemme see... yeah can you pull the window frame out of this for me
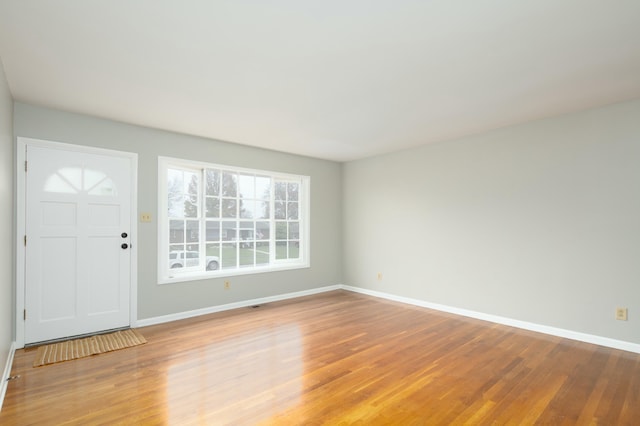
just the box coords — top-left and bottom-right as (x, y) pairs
(158, 156), (310, 284)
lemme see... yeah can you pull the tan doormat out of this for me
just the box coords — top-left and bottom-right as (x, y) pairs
(33, 329), (146, 367)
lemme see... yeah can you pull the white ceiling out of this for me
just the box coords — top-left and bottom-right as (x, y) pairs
(0, 1), (639, 162)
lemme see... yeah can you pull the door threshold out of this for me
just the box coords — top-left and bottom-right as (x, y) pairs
(25, 326), (131, 348)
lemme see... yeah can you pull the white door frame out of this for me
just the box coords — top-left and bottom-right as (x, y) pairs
(16, 137), (138, 348)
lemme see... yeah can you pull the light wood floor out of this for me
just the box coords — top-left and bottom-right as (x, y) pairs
(2, 290), (639, 425)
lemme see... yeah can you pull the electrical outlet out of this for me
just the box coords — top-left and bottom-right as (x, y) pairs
(224, 281), (230, 290)
(615, 307), (628, 321)
(377, 272), (383, 281)
(140, 213), (152, 222)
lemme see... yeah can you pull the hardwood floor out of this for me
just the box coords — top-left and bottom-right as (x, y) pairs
(2, 290), (639, 425)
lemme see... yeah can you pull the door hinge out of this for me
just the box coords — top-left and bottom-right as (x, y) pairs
(24, 160), (27, 172)
(24, 309), (26, 320)
(24, 235), (27, 246)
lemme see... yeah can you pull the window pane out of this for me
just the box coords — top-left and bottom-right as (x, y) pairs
(169, 245), (184, 270)
(239, 174), (255, 199)
(274, 201), (286, 219)
(184, 172), (198, 194)
(275, 222), (287, 239)
(206, 243), (220, 270)
(240, 242), (254, 267)
(84, 169), (106, 191)
(169, 247), (184, 270)
(239, 221), (254, 243)
(222, 243), (237, 269)
(257, 201), (269, 219)
(186, 220), (199, 243)
(206, 197), (220, 218)
(184, 197), (198, 218)
(206, 169), (220, 196)
(222, 172), (237, 197)
(240, 200), (255, 219)
(169, 220), (185, 244)
(167, 169), (184, 217)
(87, 177), (117, 196)
(58, 167), (82, 190)
(256, 242), (269, 265)
(287, 182), (299, 201)
(288, 241), (300, 259)
(256, 176), (271, 200)
(288, 222), (299, 240)
(222, 199), (237, 218)
(275, 241), (287, 260)
(206, 221), (220, 242)
(167, 169), (200, 218)
(240, 200), (269, 219)
(206, 242), (220, 259)
(44, 173), (77, 194)
(184, 172), (199, 218)
(185, 245), (200, 267)
(167, 193), (185, 217)
(287, 202), (299, 220)
(275, 182), (286, 200)
(256, 222), (270, 240)
(240, 223), (253, 249)
(222, 221), (236, 241)
(168, 169), (183, 188)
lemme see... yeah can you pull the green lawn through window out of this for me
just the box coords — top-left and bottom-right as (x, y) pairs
(207, 244), (298, 268)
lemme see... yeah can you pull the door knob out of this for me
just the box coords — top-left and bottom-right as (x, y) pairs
(121, 243), (129, 249)
(121, 232), (128, 238)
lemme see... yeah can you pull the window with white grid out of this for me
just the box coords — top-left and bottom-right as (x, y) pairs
(159, 157), (309, 283)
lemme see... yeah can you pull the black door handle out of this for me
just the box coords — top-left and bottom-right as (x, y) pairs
(121, 243), (128, 249)
(121, 232), (128, 238)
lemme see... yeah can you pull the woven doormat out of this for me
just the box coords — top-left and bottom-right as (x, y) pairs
(33, 329), (146, 367)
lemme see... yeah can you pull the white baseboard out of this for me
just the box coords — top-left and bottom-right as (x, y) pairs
(341, 285), (640, 354)
(134, 283), (640, 354)
(0, 341), (16, 412)
(136, 285), (342, 328)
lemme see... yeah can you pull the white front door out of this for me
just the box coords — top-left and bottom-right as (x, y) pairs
(24, 143), (133, 344)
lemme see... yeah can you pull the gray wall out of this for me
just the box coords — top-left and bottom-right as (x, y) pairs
(14, 102), (342, 319)
(343, 99), (640, 344)
(0, 61), (13, 376)
(10, 97), (640, 345)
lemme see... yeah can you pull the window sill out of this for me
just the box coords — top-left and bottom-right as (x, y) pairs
(158, 261), (310, 285)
